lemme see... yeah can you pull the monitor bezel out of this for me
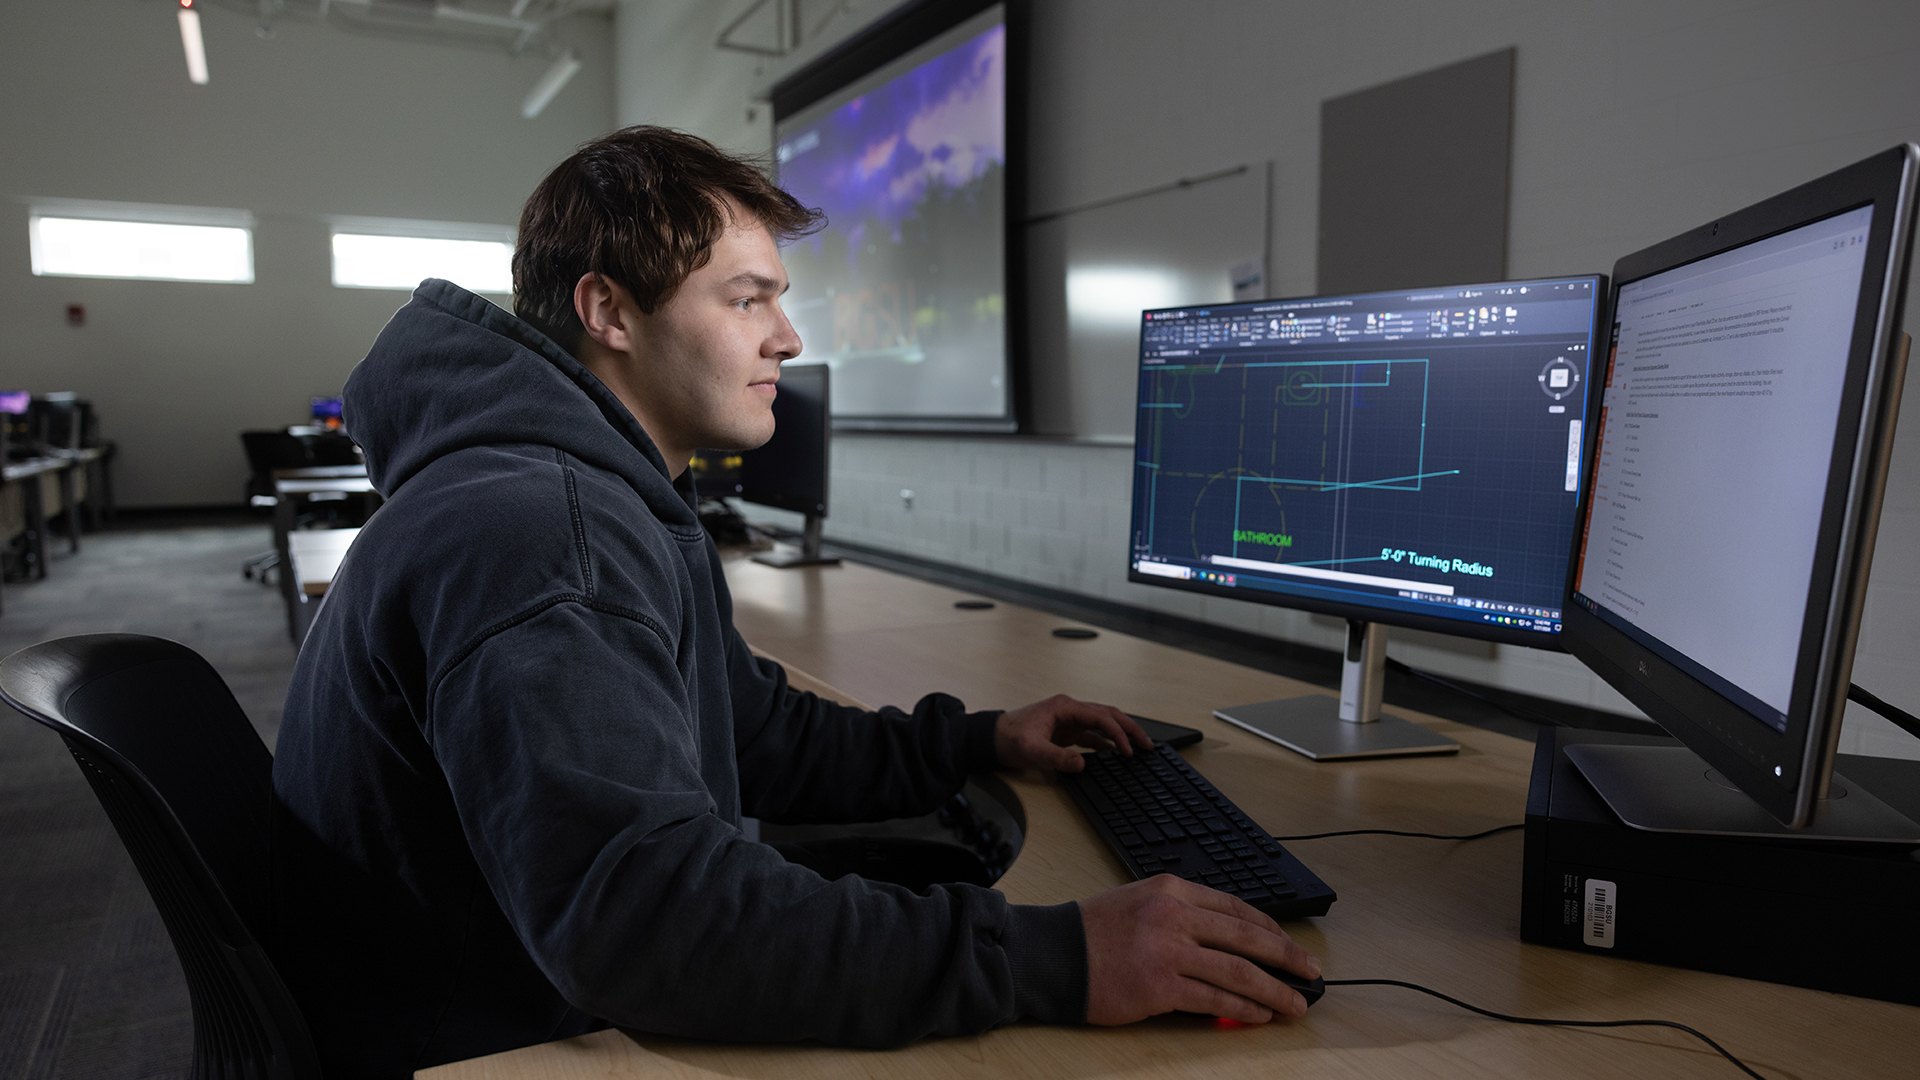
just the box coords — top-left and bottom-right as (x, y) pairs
(1564, 144), (1918, 828)
(1125, 272), (1610, 651)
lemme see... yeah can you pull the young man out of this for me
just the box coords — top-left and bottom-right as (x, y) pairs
(271, 126), (1318, 1079)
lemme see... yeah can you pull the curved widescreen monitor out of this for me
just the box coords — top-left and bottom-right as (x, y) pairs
(1565, 144), (1918, 832)
(772, 0), (1021, 432)
(1128, 274), (1605, 650)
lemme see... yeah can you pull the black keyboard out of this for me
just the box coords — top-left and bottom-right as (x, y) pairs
(1060, 742), (1336, 920)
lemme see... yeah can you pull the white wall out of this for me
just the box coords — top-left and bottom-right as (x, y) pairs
(0, 0), (615, 507)
(614, 0), (773, 155)
(626, 0), (1920, 757)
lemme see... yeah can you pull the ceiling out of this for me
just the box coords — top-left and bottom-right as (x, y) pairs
(195, 0), (619, 55)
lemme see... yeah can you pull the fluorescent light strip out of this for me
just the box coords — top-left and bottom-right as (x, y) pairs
(178, 8), (209, 85)
(522, 50), (581, 119)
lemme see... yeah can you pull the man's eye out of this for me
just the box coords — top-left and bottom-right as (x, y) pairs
(735, 298), (755, 311)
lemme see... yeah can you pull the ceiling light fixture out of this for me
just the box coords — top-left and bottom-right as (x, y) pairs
(521, 48), (581, 119)
(177, 0), (210, 85)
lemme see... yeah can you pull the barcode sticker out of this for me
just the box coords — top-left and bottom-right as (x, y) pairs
(1583, 878), (1617, 948)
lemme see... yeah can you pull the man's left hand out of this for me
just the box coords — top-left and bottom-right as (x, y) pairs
(994, 694), (1153, 773)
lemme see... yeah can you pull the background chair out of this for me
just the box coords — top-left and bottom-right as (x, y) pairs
(0, 634), (321, 1080)
(240, 432), (310, 584)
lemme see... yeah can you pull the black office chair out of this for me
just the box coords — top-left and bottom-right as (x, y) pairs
(0, 634), (321, 1080)
(304, 432), (363, 468)
(238, 432), (310, 585)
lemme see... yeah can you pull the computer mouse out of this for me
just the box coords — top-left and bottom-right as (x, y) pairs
(1179, 962), (1323, 1019)
(1260, 962), (1325, 1008)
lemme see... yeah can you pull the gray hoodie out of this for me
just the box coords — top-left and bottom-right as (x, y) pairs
(269, 280), (1087, 1079)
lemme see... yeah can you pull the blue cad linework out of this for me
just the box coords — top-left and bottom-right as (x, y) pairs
(1135, 357), (1459, 572)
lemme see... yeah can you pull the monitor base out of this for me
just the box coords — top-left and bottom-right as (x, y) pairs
(749, 515), (841, 569)
(1566, 744), (1920, 844)
(1214, 696), (1459, 761)
(750, 546), (842, 570)
(1214, 619), (1459, 760)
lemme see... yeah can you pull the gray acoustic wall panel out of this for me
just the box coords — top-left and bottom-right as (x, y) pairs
(1318, 47), (1514, 294)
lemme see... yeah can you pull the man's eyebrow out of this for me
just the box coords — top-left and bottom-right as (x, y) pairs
(721, 271), (788, 294)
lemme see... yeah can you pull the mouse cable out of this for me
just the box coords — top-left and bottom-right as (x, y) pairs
(1323, 978), (1765, 1079)
(1849, 683), (1920, 742)
(1270, 823), (1523, 842)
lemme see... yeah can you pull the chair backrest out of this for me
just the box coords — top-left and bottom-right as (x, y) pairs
(304, 432), (363, 468)
(241, 430), (315, 473)
(239, 431), (312, 502)
(0, 634), (321, 1080)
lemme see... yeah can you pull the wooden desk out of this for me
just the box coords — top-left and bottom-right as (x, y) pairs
(288, 527), (357, 599)
(273, 464), (370, 482)
(285, 528), (359, 641)
(419, 557), (1913, 1079)
(272, 471), (377, 640)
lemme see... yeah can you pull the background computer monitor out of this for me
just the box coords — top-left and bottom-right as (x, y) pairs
(739, 362), (829, 517)
(310, 395), (344, 431)
(738, 362), (837, 568)
(33, 392), (81, 453)
(1563, 144), (1919, 839)
(1128, 274), (1605, 759)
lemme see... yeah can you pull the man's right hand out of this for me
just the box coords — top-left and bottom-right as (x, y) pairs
(1080, 875), (1321, 1024)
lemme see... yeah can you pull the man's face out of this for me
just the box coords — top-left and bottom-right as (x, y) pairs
(619, 210), (802, 462)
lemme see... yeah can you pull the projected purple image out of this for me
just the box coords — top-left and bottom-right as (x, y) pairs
(777, 21), (1007, 420)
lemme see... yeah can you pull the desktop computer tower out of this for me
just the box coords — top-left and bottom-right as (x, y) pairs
(1522, 727), (1920, 1005)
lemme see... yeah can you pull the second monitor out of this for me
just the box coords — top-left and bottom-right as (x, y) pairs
(696, 361), (839, 569)
(1129, 275), (1605, 759)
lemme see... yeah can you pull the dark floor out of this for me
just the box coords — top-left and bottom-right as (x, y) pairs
(0, 516), (290, 1080)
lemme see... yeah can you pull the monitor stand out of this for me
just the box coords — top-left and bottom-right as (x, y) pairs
(1214, 619), (1459, 761)
(1564, 744), (1920, 845)
(751, 514), (842, 569)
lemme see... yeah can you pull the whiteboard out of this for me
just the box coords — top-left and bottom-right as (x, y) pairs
(1025, 164), (1269, 438)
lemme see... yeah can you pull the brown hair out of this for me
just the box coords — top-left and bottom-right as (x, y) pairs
(512, 126), (823, 351)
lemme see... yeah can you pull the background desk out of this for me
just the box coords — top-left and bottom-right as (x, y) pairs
(420, 555), (1912, 1079)
(271, 470), (377, 640)
(285, 527), (358, 640)
(1, 456), (74, 582)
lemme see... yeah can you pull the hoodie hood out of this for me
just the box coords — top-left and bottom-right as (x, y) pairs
(342, 279), (696, 528)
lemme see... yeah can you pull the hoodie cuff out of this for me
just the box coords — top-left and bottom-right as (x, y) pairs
(1001, 901), (1089, 1025)
(964, 709), (1004, 773)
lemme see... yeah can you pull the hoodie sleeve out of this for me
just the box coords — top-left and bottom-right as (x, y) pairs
(705, 541), (1002, 825)
(427, 599), (1087, 1043)
(728, 630), (1003, 825)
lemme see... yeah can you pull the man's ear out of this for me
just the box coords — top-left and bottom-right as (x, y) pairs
(573, 273), (639, 354)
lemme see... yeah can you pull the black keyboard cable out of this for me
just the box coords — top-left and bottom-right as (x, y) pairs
(1270, 823), (1523, 842)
